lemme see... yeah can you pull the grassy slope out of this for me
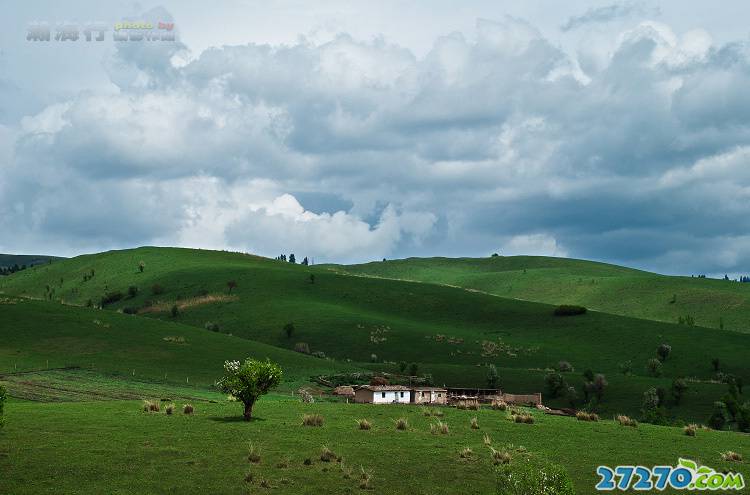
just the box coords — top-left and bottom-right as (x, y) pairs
(333, 256), (750, 332)
(1, 399), (748, 495)
(1, 247), (748, 422)
(0, 297), (346, 390)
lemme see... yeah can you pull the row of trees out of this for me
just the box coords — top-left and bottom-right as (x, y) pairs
(0, 264), (27, 276)
(545, 368), (608, 408)
(275, 254), (311, 265)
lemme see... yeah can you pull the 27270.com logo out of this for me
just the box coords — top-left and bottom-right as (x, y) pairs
(596, 459), (745, 491)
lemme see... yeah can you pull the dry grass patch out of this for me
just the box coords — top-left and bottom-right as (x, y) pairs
(576, 411), (599, 422)
(359, 467), (373, 490)
(491, 399), (508, 411)
(459, 447), (474, 459)
(483, 433), (492, 446)
(302, 413), (324, 427)
(431, 420), (449, 435)
(512, 413), (534, 424)
(183, 403), (194, 415)
(139, 294), (239, 314)
(721, 451), (743, 462)
(320, 445), (338, 462)
(616, 414), (637, 427)
(490, 447), (512, 465)
(247, 442), (261, 463)
(394, 417), (408, 430)
(470, 417), (479, 429)
(165, 404), (175, 415)
(356, 419), (371, 430)
(684, 424), (697, 437)
(143, 400), (160, 412)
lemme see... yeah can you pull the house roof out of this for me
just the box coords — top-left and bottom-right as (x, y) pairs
(413, 387), (447, 391)
(357, 385), (411, 392)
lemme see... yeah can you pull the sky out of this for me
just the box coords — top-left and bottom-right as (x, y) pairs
(2, 1), (750, 275)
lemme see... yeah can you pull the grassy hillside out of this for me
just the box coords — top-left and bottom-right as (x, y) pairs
(0, 297), (345, 390)
(1, 398), (748, 495)
(1, 247), (747, 422)
(333, 256), (750, 332)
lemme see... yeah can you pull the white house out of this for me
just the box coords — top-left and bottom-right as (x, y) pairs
(353, 385), (411, 404)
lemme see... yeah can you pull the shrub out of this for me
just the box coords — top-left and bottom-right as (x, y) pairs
(298, 388), (315, 403)
(576, 411), (599, 422)
(100, 291), (124, 306)
(170, 304), (179, 318)
(491, 399), (508, 411)
(431, 420), (449, 435)
(395, 418), (408, 430)
(320, 445), (337, 462)
(311, 351), (326, 359)
(513, 413), (534, 424)
(204, 321), (220, 332)
(646, 358), (663, 377)
(459, 447), (473, 459)
(294, 342), (311, 354)
(671, 378), (689, 405)
(357, 419), (372, 430)
(684, 424), (697, 437)
(247, 442), (261, 463)
(553, 305), (587, 316)
(151, 284), (165, 295)
(143, 400), (160, 412)
(165, 404), (175, 415)
(359, 467), (373, 490)
(483, 433), (492, 446)
(721, 451), (743, 462)
(545, 372), (567, 398)
(496, 458), (575, 495)
(470, 417), (479, 429)
(183, 404), (194, 415)
(302, 414), (324, 427)
(490, 447), (512, 465)
(657, 343), (672, 362)
(557, 361), (574, 372)
(616, 414), (637, 427)
(283, 322), (295, 338)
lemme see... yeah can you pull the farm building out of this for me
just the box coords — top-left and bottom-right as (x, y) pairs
(332, 386), (355, 399)
(412, 387), (448, 404)
(353, 385), (411, 404)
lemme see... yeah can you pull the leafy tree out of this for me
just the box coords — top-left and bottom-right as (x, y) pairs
(565, 386), (578, 408)
(301, 256), (309, 266)
(289, 254), (296, 264)
(545, 372), (567, 398)
(487, 364), (499, 388)
(398, 361), (407, 373)
(283, 322), (295, 339)
(708, 401), (730, 430)
(646, 358), (663, 377)
(656, 343), (672, 362)
(170, 304), (179, 318)
(227, 280), (237, 294)
(408, 363), (418, 376)
(671, 378), (689, 405)
(216, 358), (283, 421)
(592, 374), (608, 401)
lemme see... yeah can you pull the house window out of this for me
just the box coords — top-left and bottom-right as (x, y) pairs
(400, 392), (404, 398)
(438, 393), (442, 397)
(381, 392), (386, 398)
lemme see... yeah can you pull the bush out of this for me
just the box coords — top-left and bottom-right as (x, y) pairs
(302, 414), (324, 427)
(646, 358), (663, 377)
(127, 285), (138, 298)
(395, 418), (408, 430)
(496, 457), (575, 495)
(183, 404), (194, 415)
(204, 321), (221, 332)
(684, 424), (697, 437)
(470, 417), (479, 429)
(513, 413), (534, 424)
(576, 411), (599, 422)
(483, 433), (492, 446)
(431, 420), (449, 434)
(283, 322), (295, 338)
(721, 451), (743, 462)
(320, 445), (337, 462)
(357, 419), (371, 430)
(459, 447), (473, 459)
(657, 343), (672, 362)
(165, 404), (174, 415)
(294, 342), (311, 354)
(143, 400), (160, 412)
(170, 304), (179, 318)
(545, 372), (567, 398)
(311, 351), (326, 359)
(490, 447), (512, 465)
(553, 305), (587, 316)
(491, 399), (508, 411)
(100, 291), (124, 306)
(151, 284), (165, 295)
(557, 361), (574, 372)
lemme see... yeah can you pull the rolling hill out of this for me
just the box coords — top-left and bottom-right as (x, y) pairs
(1, 246), (747, 422)
(332, 256), (750, 332)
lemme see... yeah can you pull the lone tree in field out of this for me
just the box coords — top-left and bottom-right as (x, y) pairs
(487, 364), (499, 388)
(217, 358), (283, 421)
(227, 280), (237, 294)
(656, 343), (672, 362)
(671, 378), (689, 405)
(283, 322), (295, 338)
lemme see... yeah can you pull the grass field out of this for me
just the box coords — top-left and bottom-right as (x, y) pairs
(1, 247), (748, 422)
(334, 256), (750, 332)
(1, 395), (748, 495)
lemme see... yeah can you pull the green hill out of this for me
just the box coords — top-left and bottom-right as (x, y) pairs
(332, 256), (750, 332)
(1, 247), (747, 422)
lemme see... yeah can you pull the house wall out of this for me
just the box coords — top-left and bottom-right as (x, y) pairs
(372, 390), (410, 404)
(413, 390), (447, 404)
(354, 389), (373, 404)
(501, 393), (542, 406)
(431, 390), (448, 404)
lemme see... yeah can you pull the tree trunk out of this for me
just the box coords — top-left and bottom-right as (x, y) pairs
(243, 400), (255, 421)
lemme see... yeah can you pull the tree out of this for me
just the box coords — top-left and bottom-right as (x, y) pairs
(582, 369), (595, 382)
(592, 374), (608, 401)
(565, 385), (578, 408)
(656, 343), (671, 362)
(711, 357), (720, 372)
(487, 364), (499, 388)
(216, 358), (283, 421)
(283, 322), (295, 339)
(408, 363), (418, 376)
(309, 274), (315, 284)
(398, 361), (407, 373)
(170, 304), (179, 318)
(671, 378), (689, 405)
(227, 280), (237, 294)
(289, 254), (296, 264)
(708, 401), (730, 430)
(646, 358), (663, 377)
(545, 372), (567, 398)
(301, 257), (309, 266)
(138, 261), (145, 273)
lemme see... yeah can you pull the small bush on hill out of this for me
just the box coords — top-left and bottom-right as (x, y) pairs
(170, 304), (179, 318)
(302, 414), (324, 427)
(545, 372), (567, 398)
(558, 361), (574, 372)
(247, 442), (261, 463)
(100, 291), (124, 306)
(646, 358), (663, 377)
(553, 305), (587, 316)
(616, 414), (637, 427)
(721, 451), (743, 462)
(513, 413), (534, 424)
(490, 447), (512, 465)
(320, 445), (337, 462)
(204, 321), (220, 332)
(684, 424), (697, 437)
(357, 419), (371, 430)
(183, 404), (194, 415)
(359, 467), (373, 490)
(470, 417), (479, 429)
(576, 411), (599, 422)
(491, 399), (508, 411)
(496, 457), (575, 495)
(395, 418), (408, 430)
(283, 322), (295, 338)
(143, 400), (160, 412)
(459, 447), (473, 459)
(165, 404), (175, 415)
(657, 343), (672, 362)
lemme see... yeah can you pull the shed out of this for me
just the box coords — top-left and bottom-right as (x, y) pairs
(412, 387), (448, 405)
(353, 385), (411, 404)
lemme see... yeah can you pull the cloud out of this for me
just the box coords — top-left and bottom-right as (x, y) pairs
(561, 2), (658, 32)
